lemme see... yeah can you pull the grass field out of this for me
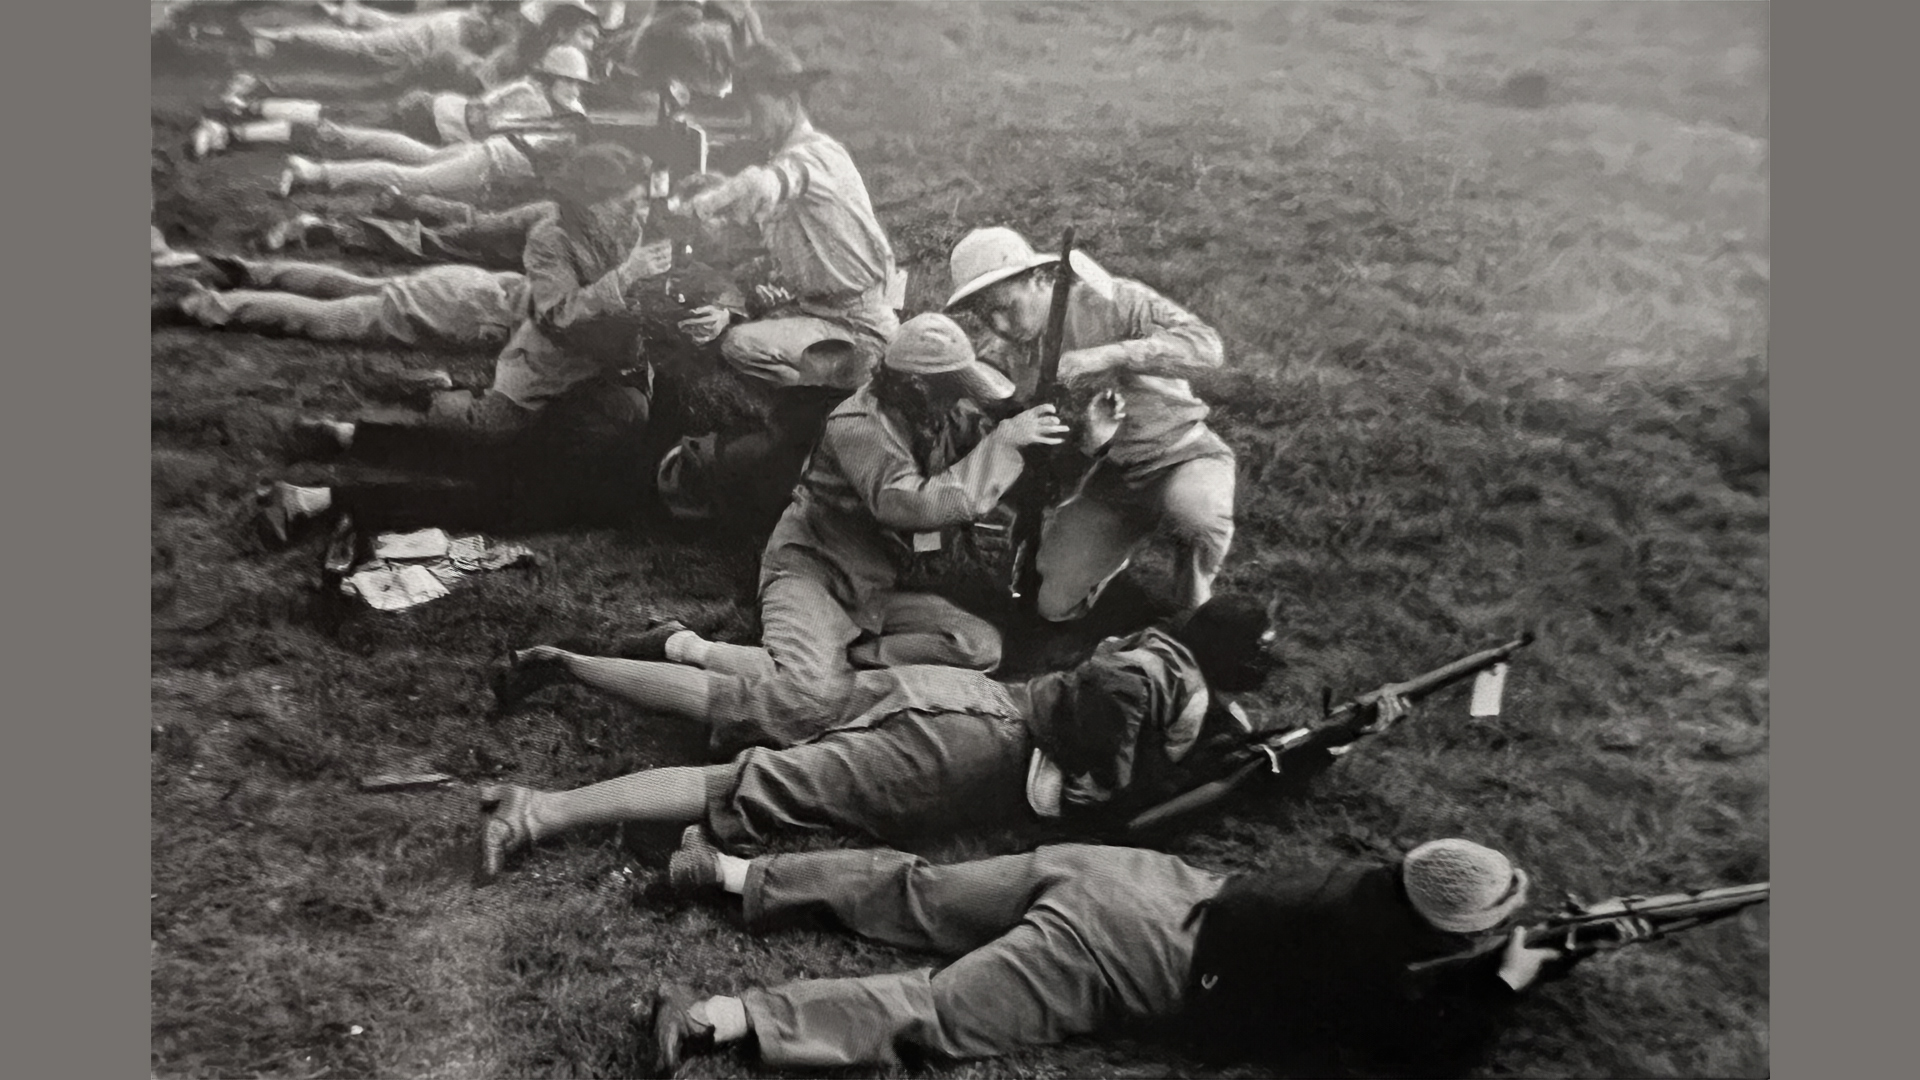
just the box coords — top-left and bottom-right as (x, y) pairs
(150, 3), (1769, 1077)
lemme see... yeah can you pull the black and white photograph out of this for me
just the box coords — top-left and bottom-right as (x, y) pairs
(149, 2), (1770, 1076)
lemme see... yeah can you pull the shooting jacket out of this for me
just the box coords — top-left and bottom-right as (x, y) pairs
(760, 385), (1023, 628)
(491, 199), (658, 408)
(1181, 860), (1522, 1074)
(1015, 626), (1212, 818)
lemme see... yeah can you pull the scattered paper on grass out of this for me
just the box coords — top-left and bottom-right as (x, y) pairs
(347, 564), (451, 611)
(337, 532), (538, 612)
(372, 528), (450, 561)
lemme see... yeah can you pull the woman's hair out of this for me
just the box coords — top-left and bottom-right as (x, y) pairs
(870, 364), (968, 472)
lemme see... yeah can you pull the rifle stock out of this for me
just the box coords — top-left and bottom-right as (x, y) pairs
(1007, 227), (1077, 611)
(1124, 633), (1535, 834)
(1405, 881), (1770, 974)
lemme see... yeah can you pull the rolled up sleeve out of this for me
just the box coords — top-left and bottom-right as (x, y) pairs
(691, 164), (789, 226)
(1102, 281), (1224, 378)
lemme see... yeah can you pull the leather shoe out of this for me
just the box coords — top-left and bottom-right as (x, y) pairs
(642, 982), (713, 1074)
(477, 784), (538, 881)
(666, 825), (724, 898)
(490, 647), (573, 716)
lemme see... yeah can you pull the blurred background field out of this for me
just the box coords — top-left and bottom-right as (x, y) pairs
(151, 4), (1768, 1077)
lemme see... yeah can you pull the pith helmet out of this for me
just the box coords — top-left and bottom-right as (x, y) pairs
(945, 226), (1108, 310)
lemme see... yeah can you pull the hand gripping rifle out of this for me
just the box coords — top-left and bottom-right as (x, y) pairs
(1405, 881), (1771, 974)
(1005, 226), (1077, 613)
(1125, 633), (1535, 834)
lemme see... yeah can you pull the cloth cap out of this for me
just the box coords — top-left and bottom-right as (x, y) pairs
(944, 226), (1111, 310)
(537, 44), (596, 84)
(883, 312), (1015, 402)
(1403, 839), (1532, 933)
(734, 42), (830, 97)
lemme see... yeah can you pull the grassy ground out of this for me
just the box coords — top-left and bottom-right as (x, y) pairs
(150, 3), (1769, 1077)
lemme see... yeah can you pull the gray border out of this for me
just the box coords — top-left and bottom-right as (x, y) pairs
(39, 2), (164, 1075)
(1772, 0), (1902, 1076)
(15, 0), (1878, 1074)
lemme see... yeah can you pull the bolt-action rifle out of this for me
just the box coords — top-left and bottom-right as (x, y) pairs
(1004, 226), (1077, 613)
(1125, 633), (1536, 834)
(1406, 881), (1770, 974)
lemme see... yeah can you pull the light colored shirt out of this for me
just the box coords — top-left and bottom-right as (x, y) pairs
(690, 127), (895, 334)
(1003, 273), (1229, 477)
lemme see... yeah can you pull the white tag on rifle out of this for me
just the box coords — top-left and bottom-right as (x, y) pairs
(912, 531), (942, 553)
(885, 268), (910, 311)
(1469, 663), (1509, 718)
(648, 168), (672, 200)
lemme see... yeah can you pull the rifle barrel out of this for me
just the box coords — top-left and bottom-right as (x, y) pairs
(1356, 633), (1535, 707)
(1009, 226), (1078, 608)
(1405, 881), (1769, 973)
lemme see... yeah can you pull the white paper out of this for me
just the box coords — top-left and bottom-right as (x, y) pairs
(1469, 662), (1509, 717)
(446, 534), (488, 569)
(372, 528), (449, 561)
(346, 564), (452, 612)
(912, 530), (942, 553)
